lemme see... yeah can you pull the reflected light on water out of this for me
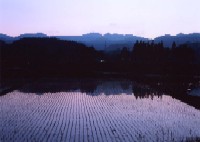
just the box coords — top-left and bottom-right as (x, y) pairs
(0, 80), (200, 142)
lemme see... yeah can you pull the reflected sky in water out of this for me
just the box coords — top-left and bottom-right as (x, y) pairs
(0, 79), (200, 142)
(19, 79), (164, 98)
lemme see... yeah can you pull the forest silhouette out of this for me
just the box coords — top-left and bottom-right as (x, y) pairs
(0, 37), (200, 79)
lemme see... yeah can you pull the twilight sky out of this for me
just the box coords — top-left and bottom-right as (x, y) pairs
(0, 0), (200, 38)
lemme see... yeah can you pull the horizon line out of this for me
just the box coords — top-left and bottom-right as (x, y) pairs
(1, 32), (200, 39)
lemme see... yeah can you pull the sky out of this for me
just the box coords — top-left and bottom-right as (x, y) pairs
(0, 0), (200, 38)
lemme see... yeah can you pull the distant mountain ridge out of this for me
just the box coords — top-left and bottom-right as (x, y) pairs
(1, 32), (200, 50)
(154, 33), (200, 47)
(0, 33), (48, 44)
(55, 33), (149, 51)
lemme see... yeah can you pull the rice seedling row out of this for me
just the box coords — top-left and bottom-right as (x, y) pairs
(0, 88), (200, 142)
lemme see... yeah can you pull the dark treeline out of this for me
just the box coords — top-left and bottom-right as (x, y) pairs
(0, 38), (99, 78)
(129, 41), (199, 75)
(0, 38), (200, 79)
(102, 40), (199, 77)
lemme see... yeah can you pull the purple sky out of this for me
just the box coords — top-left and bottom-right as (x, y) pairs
(0, 0), (200, 38)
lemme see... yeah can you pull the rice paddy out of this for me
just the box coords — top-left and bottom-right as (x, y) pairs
(0, 80), (200, 142)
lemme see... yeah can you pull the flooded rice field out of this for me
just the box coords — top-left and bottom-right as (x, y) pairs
(0, 79), (200, 142)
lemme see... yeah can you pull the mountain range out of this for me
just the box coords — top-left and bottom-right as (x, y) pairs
(1, 33), (200, 51)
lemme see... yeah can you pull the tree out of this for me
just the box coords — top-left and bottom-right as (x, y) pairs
(120, 47), (130, 62)
(172, 41), (176, 49)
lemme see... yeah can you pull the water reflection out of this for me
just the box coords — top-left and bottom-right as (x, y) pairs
(189, 87), (200, 97)
(0, 80), (200, 142)
(19, 79), (98, 94)
(13, 78), (199, 109)
(18, 79), (164, 98)
(1, 78), (200, 109)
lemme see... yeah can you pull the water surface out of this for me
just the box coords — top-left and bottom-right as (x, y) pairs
(0, 79), (200, 142)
